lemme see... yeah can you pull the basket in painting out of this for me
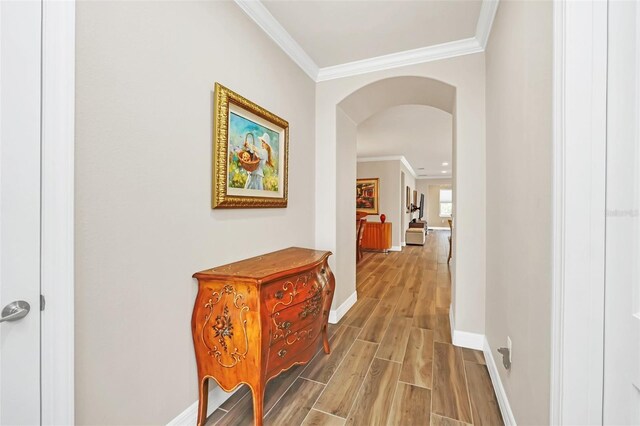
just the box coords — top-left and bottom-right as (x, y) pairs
(237, 133), (260, 172)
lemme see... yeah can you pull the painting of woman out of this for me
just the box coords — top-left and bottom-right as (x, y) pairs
(213, 83), (288, 208)
(243, 133), (274, 191)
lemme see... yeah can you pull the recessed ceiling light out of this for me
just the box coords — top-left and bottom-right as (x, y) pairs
(442, 162), (449, 166)
(441, 170), (447, 174)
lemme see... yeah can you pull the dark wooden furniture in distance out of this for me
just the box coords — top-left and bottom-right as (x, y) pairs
(361, 221), (392, 252)
(191, 248), (336, 426)
(356, 217), (367, 262)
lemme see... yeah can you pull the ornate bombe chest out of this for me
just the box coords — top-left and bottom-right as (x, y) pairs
(191, 247), (335, 426)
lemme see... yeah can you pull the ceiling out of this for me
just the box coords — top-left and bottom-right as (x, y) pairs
(357, 105), (452, 178)
(235, 0), (499, 81)
(262, 0), (483, 68)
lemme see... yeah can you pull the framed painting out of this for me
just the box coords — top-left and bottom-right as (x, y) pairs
(212, 83), (289, 208)
(406, 186), (411, 211)
(356, 178), (379, 215)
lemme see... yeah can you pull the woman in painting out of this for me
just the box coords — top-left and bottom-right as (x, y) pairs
(244, 133), (274, 190)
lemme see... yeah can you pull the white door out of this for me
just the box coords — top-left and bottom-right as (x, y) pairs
(603, 0), (640, 424)
(0, 0), (42, 424)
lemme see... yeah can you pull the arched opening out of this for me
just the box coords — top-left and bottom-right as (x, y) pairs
(333, 75), (458, 319)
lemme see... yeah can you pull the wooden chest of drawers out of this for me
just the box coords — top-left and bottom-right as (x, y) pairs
(361, 221), (392, 252)
(191, 247), (335, 426)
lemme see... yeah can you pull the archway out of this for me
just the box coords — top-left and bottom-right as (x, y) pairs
(332, 76), (457, 321)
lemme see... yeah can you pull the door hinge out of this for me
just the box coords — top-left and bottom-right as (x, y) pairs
(40, 294), (45, 311)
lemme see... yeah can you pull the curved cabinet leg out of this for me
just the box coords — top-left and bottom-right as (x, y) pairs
(197, 377), (209, 426)
(322, 324), (331, 354)
(250, 382), (265, 426)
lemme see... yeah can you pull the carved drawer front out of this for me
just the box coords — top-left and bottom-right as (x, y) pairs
(269, 284), (326, 346)
(198, 284), (251, 369)
(263, 265), (329, 313)
(267, 322), (319, 373)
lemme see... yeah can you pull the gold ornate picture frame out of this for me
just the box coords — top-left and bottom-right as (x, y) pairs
(213, 83), (289, 208)
(356, 178), (379, 215)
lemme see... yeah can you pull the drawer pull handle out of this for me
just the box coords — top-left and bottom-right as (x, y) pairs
(283, 321), (292, 329)
(278, 349), (287, 358)
(321, 268), (326, 275)
(275, 290), (284, 300)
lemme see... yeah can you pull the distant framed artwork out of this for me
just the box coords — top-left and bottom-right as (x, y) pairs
(212, 83), (289, 208)
(405, 186), (411, 211)
(356, 178), (379, 215)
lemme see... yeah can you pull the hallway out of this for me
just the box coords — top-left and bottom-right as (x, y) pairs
(208, 231), (503, 425)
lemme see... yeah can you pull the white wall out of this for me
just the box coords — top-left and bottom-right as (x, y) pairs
(401, 162), (417, 241)
(335, 107), (358, 308)
(603, 1), (640, 422)
(317, 54), (486, 335)
(356, 160), (416, 248)
(416, 178), (452, 228)
(75, 1), (316, 423)
(357, 105), (453, 177)
(485, 1), (553, 424)
(357, 160), (399, 223)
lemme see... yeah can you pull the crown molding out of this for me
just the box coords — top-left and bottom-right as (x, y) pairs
(416, 175), (452, 180)
(476, 0), (500, 48)
(235, 0), (499, 82)
(316, 37), (483, 82)
(357, 155), (417, 179)
(234, 0), (319, 80)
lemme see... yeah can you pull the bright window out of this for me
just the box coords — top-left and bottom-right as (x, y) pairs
(439, 189), (452, 217)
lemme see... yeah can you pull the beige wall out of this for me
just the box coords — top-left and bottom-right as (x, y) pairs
(335, 107), (358, 307)
(317, 54), (486, 334)
(357, 160), (399, 242)
(356, 105), (453, 177)
(401, 163), (418, 243)
(356, 160), (416, 248)
(416, 179), (452, 228)
(485, 1), (553, 424)
(75, 1), (315, 424)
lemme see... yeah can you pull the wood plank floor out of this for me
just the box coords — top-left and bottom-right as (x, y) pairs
(208, 230), (503, 426)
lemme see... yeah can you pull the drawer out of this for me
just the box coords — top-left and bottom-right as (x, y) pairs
(269, 285), (327, 346)
(263, 264), (330, 314)
(267, 322), (320, 373)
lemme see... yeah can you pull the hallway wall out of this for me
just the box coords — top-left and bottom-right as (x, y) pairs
(316, 54), (486, 336)
(485, 1), (553, 424)
(416, 178), (453, 228)
(400, 162), (418, 241)
(75, 1), (316, 423)
(336, 107), (358, 309)
(356, 159), (416, 248)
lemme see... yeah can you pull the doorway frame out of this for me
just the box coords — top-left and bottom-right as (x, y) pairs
(40, 0), (75, 423)
(32, 1), (613, 423)
(550, 0), (608, 424)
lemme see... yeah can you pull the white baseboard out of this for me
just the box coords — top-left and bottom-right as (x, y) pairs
(452, 330), (485, 350)
(167, 384), (241, 425)
(390, 245), (402, 252)
(483, 337), (516, 425)
(448, 306), (484, 350)
(402, 241), (406, 247)
(448, 307), (515, 424)
(329, 291), (357, 324)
